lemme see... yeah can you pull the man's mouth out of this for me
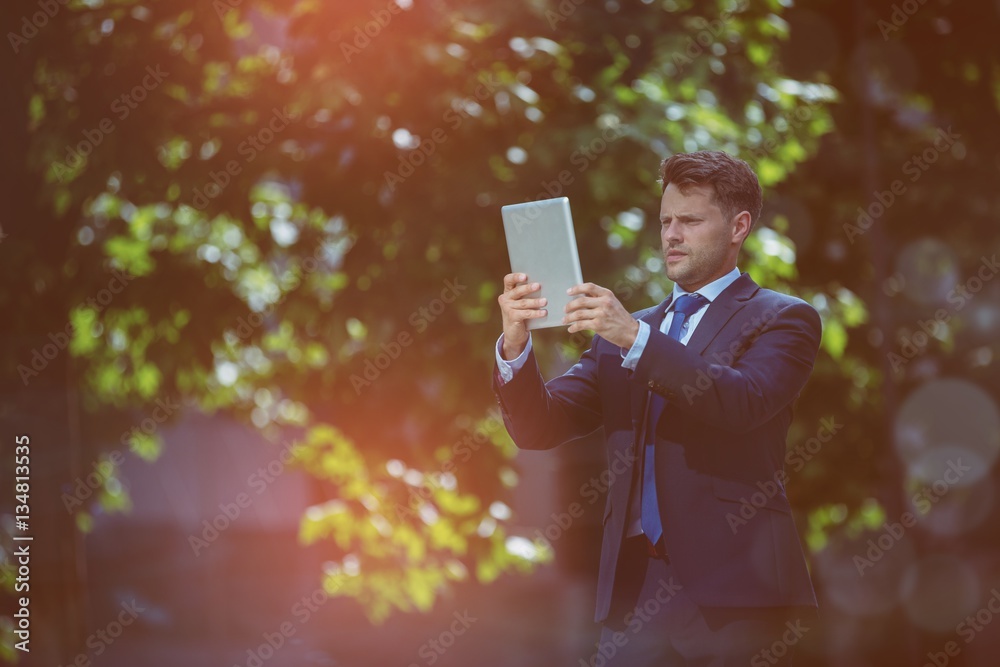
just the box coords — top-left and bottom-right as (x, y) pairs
(666, 250), (687, 262)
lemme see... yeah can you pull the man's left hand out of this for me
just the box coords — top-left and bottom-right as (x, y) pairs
(564, 283), (640, 349)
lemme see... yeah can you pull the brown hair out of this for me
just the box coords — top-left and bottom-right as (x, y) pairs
(659, 150), (762, 230)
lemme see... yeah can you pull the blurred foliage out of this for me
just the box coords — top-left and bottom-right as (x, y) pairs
(0, 518), (16, 664)
(2, 0), (999, 641)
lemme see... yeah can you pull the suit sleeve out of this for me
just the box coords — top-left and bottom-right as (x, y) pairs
(630, 301), (822, 433)
(492, 336), (603, 450)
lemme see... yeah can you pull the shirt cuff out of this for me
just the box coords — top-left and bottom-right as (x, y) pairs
(495, 332), (533, 384)
(621, 320), (650, 371)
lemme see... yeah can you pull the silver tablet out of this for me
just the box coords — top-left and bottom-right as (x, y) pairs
(501, 197), (584, 330)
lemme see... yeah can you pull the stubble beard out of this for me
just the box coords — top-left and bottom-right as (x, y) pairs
(664, 245), (726, 290)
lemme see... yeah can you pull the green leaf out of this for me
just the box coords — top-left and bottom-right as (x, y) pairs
(127, 431), (163, 462)
(822, 320), (847, 360)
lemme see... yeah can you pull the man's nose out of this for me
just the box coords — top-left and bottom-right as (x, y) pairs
(662, 222), (682, 244)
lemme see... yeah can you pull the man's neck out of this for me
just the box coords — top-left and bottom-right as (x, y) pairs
(677, 264), (738, 293)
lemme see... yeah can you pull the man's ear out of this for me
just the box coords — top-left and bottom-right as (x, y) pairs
(732, 211), (752, 245)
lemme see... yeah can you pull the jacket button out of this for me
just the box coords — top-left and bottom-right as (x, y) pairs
(647, 380), (655, 389)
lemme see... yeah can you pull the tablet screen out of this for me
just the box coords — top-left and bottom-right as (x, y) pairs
(501, 197), (584, 330)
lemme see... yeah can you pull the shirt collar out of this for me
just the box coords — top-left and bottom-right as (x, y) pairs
(668, 266), (741, 311)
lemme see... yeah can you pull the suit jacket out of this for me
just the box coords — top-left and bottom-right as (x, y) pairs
(492, 272), (821, 623)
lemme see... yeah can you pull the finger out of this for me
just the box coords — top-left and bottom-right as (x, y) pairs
(512, 308), (548, 321)
(566, 319), (595, 333)
(566, 282), (605, 298)
(500, 281), (537, 302)
(508, 282), (542, 300)
(564, 296), (602, 313)
(563, 308), (597, 324)
(509, 297), (548, 310)
(503, 273), (528, 291)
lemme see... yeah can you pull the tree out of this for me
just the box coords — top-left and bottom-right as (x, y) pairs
(2, 0), (862, 658)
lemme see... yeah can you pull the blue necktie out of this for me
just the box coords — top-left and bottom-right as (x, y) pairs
(640, 292), (708, 548)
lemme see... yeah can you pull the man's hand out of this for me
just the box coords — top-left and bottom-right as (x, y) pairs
(564, 283), (639, 349)
(498, 273), (547, 360)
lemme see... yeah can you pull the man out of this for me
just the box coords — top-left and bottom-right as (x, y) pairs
(492, 151), (821, 666)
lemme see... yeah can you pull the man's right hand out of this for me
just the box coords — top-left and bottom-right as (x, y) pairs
(498, 273), (547, 360)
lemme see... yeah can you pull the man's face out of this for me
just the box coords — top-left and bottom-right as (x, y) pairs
(659, 182), (737, 292)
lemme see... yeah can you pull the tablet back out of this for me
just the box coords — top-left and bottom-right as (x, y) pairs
(501, 197), (584, 330)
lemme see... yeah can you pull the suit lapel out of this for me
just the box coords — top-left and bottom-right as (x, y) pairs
(629, 272), (760, 435)
(630, 294), (672, 432)
(685, 272), (758, 355)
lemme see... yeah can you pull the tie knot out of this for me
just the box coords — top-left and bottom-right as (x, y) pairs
(672, 293), (707, 318)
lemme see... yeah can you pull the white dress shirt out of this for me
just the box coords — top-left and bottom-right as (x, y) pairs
(495, 267), (741, 381)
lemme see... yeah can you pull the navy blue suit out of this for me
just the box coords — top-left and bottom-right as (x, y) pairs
(493, 272), (820, 626)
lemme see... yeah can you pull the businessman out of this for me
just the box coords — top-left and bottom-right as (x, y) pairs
(493, 151), (821, 665)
